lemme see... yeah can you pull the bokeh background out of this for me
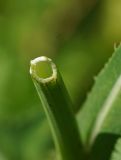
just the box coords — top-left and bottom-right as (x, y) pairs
(0, 0), (121, 159)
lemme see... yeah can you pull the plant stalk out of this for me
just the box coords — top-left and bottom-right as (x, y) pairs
(30, 56), (84, 160)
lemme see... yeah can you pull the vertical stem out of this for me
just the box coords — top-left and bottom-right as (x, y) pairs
(30, 56), (84, 160)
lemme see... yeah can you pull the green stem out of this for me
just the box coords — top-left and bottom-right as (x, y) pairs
(30, 56), (83, 160)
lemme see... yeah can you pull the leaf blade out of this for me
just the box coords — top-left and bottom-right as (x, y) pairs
(77, 45), (121, 149)
(110, 138), (121, 160)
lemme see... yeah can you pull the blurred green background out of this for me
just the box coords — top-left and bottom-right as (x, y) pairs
(0, 0), (121, 159)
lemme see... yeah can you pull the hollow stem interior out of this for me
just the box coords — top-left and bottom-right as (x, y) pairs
(34, 61), (53, 79)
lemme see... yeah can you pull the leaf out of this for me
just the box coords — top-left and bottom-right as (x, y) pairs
(109, 138), (121, 160)
(110, 136), (121, 160)
(89, 133), (119, 160)
(77, 45), (121, 150)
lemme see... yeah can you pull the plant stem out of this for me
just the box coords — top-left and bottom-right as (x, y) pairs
(30, 56), (84, 160)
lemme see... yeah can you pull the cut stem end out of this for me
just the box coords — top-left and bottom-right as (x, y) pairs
(30, 56), (57, 83)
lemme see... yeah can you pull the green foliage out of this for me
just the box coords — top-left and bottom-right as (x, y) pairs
(31, 45), (121, 160)
(77, 45), (121, 159)
(110, 138), (121, 160)
(77, 45), (121, 145)
(1, 0), (121, 160)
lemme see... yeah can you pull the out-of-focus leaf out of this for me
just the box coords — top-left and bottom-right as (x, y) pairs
(110, 138), (121, 160)
(77, 45), (121, 149)
(22, 120), (55, 160)
(89, 134), (119, 160)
